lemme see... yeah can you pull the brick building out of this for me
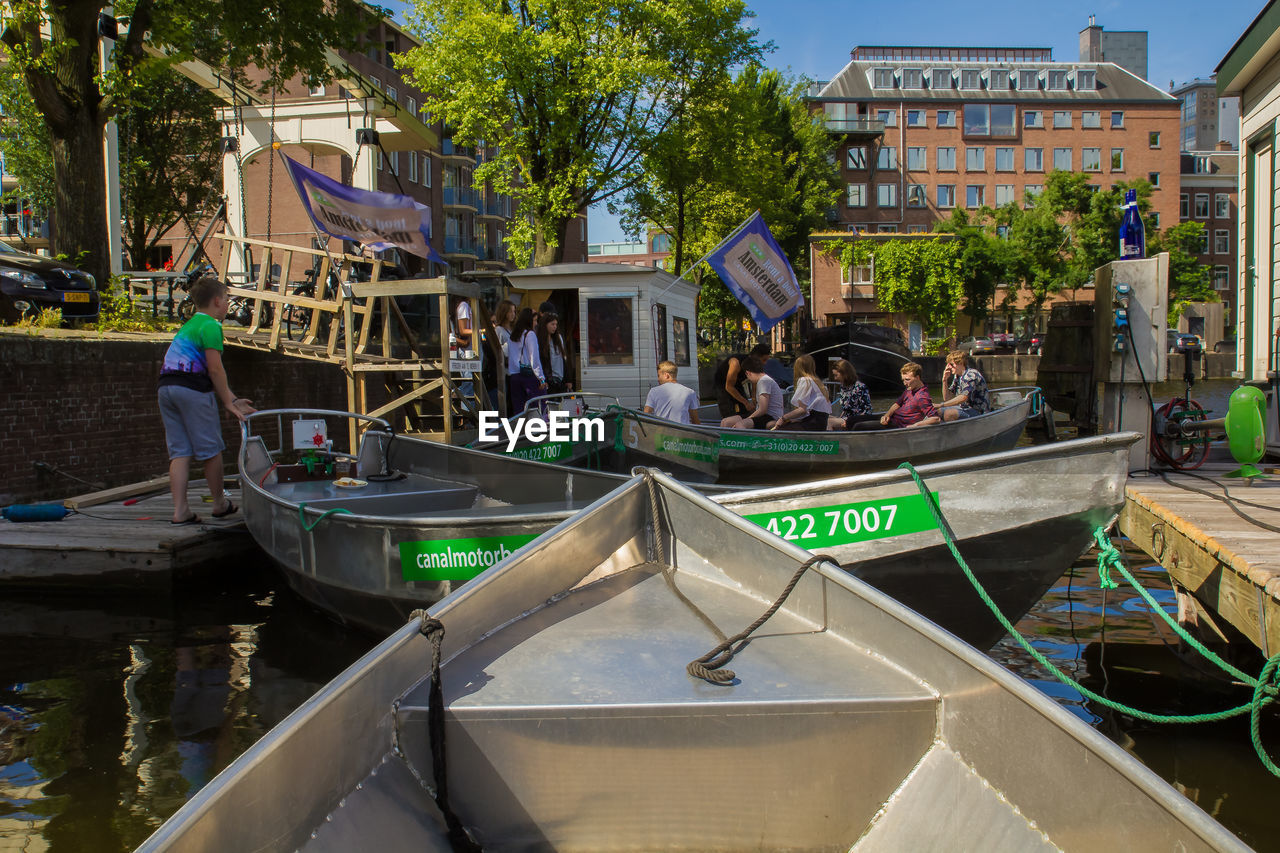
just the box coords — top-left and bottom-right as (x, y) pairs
(1180, 146), (1239, 329)
(806, 46), (1181, 333)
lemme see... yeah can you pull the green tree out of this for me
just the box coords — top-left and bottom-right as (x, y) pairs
(1, 0), (365, 282)
(0, 66), (54, 213)
(118, 66), (222, 269)
(399, 0), (762, 266)
(823, 237), (964, 335)
(933, 207), (1014, 327)
(1150, 220), (1216, 321)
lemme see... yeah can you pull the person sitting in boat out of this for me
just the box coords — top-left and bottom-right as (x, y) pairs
(722, 355), (784, 429)
(826, 358), (872, 430)
(644, 361), (701, 425)
(854, 362), (938, 430)
(713, 343), (771, 420)
(771, 354), (830, 431)
(938, 350), (991, 421)
(506, 307), (547, 414)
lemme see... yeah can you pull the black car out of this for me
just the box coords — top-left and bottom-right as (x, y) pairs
(0, 240), (98, 322)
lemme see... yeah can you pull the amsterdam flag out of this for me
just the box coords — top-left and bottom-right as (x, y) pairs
(704, 211), (804, 333)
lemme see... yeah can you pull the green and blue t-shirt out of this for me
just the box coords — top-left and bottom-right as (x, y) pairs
(158, 312), (223, 393)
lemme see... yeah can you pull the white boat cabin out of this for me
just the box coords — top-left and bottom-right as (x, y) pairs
(505, 264), (701, 409)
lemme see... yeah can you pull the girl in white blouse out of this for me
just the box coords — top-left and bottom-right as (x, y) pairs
(771, 354), (831, 431)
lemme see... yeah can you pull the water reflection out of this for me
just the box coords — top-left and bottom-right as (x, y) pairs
(0, 560), (373, 853)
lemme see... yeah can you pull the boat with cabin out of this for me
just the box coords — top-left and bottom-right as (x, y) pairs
(136, 467), (1247, 853)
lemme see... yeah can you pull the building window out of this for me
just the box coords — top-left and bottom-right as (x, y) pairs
(1148, 171), (1161, 187)
(386, 86), (397, 103)
(1193, 156), (1211, 174)
(873, 68), (895, 88)
(901, 68), (923, 88)
(960, 69), (982, 90)
(1076, 69), (1096, 91)
(1198, 231), (1210, 253)
(1150, 212), (1159, 228)
(995, 184), (1015, 206)
(846, 183), (867, 207)
(876, 109), (897, 127)
(906, 147), (927, 171)
(847, 146), (867, 169)
(1024, 184), (1043, 207)
(586, 297), (634, 365)
(1018, 70), (1040, 90)
(995, 147), (1014, 171)
(877, 146), (897, 170)
(1024, 110), (1042, 128)
(1048, 69), (1068, 90)
(408, 152), (418, 182)
(932, 68), (952, 90)
(907, 183), (926, 207)
(936, 147), (957, 171)
(965, 146), (985, 171)
(966, 184), (985, 208)
(1053, 110), (1072, 129)
(423, 157), (432, 187)
(1149, 131), (1161, 148)
(937, 184), (955, 208)
(878, 183), (897, 207)
(1215, 229), (1230, 254)
(964, 105), (989, 135)
(990, 104), (1015, 136)
(1180, 194), (1189, 217)
(931, 110), (956, 130)
(1053, 148), (1072, 171)
(1081, 111), (1101, 129)
(1111, 111), (1125, 129)
(1110, 148), (1124, 171)
(906, 109), (926, 127)
(907, 224), (927, 233)
(1215, 193), (1230, 218)
(1213, 266), (1230, 290)
(672, 317), (690, 365)
(1025, 148), (1044, 172)
(877, 224), (899, 233)
(309, 84), (326, 97)
(407, 97), (417, 118)
(1082, 148), (1101, 172)
(989, 69), (1009, 90)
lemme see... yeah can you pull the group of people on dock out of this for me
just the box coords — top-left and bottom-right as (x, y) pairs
(473, 298), (574, 416)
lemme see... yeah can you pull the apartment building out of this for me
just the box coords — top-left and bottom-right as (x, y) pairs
(1180, 146), (1239, 326)
(807, 46), (1181, 328)
(586, 233), (672, 269)
(1172, 77), (1241, 151)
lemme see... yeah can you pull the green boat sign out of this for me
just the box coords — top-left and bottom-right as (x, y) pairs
(742, 492), (940, 549)
(400, 533), (539, 581)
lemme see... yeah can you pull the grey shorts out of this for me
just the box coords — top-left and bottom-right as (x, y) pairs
(942, 405), (979, 420)
(159, 384), (225, 461)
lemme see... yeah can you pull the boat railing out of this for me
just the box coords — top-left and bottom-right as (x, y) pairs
(240, 408), (393, 458)
(520, 392), (622, 419)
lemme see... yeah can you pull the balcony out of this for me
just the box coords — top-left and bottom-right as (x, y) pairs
(840, 283), (875, 300)
(440, 138), (477, 163)
(443, 235), (479, 258)
(824, 118), (886, 137)
(442, 186), (478, 211)
(477, 193), (512, 220)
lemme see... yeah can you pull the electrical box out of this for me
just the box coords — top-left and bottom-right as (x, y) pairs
(1092, 255), (1167, 384)
(292, 419), (330, 451)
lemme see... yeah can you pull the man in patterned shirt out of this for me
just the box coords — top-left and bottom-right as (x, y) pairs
(938, 350), (990, 421)
(854, 362), (938, 430)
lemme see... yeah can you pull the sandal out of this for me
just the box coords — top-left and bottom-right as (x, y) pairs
(172, 514), (200, 525)
(212, 500), (238, 519)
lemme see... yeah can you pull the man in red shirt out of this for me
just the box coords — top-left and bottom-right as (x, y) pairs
(854, 362), (939, 430)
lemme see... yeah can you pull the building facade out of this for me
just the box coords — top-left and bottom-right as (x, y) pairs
(586, 232), (672, 269)
(1079, 18), (1149, 81)
(806, 48), (1181, 331)
(1172, 77), (1241, 151)
(1180, 147), (1239, 334)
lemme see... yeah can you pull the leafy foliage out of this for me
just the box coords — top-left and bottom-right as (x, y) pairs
(823, 237), (964, 334)
(0, 66), (53, 210)
(398, 0), (762, 265)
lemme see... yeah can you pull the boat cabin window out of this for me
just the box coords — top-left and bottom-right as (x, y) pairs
(587, 297), (634, 365)
(655, 303), (668, 361)
(673, 316), (690, 366)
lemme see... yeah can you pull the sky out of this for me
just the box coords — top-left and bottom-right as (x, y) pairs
(580, 0), (1262, 243)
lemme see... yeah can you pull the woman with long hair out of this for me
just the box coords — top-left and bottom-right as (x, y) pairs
(827, 358), (872, 429)
(770, 353), (831, 431)
(506, 307), (546, 414)
(491, 300), (517, 349)
(537, 311), (573, 394)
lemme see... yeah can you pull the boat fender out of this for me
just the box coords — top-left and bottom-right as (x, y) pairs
(2, 504), (72, 522)
(1225, 385), (1267, 475)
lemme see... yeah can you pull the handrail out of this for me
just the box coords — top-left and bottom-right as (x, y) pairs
(521, 392), (622, 418)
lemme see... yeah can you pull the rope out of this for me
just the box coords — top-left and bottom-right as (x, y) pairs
(297, 502), (352, 531)
(895, 460), (1280, 775)
(686, 553), (836, 685)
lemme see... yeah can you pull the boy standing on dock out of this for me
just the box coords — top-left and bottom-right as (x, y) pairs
(157, 278), (257, 525)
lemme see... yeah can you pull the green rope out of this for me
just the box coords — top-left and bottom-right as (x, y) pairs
(895, 461), (1280, 775)
(298, 501), (353, 531)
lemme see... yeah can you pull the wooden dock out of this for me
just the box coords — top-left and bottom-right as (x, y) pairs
(1120, 450), (1280, 656)
(0, 478), (258, 589)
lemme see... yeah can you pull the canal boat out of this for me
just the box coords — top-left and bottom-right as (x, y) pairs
(136, 468), (1248, 853)
(238, 409), (1136, 647)
(600, 385), (1039, 485)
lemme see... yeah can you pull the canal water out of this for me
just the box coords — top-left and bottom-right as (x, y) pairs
(2, 377), (1274, 851)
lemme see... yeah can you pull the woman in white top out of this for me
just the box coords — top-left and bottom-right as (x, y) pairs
(537, 311), (573, 394)
(506, 307), (546, 414)
(771, 354), (831, 431)
(491, 299), (517, 349)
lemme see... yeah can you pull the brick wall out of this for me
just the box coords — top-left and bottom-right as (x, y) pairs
(0, 331), (350, 504)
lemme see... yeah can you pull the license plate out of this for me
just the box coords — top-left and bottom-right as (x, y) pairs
(63, 292), (90, 303)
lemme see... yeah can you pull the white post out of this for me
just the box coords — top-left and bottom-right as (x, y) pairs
(99, 8), (123, 276)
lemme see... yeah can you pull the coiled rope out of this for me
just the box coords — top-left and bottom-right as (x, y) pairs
(897, 460), (1280, 775)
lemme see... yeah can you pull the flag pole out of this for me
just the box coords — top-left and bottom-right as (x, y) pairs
(650, 210), (760, 305)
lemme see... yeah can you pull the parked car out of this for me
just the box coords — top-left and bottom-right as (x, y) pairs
(1026, 334), (1045, 355)
(1172, 333), (1203, 354)
(957, 336), (996, 355)
(0, 240), (98, 323)
(990, 332), (1016, 348)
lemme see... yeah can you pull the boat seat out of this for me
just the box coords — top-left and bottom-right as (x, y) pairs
(394, 565), (940, 851)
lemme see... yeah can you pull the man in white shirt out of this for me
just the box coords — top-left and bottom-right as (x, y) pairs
(454, 297), (474, 357)
(643, 361), (701, 424)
